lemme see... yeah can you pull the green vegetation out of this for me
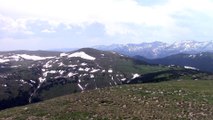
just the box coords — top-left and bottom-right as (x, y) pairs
(36, 83), (79, 101)
(137, 52), (213, 73)
(0, 80), (212, 120)
(137, 64), (171, 74)
(114, 58), (171, 74)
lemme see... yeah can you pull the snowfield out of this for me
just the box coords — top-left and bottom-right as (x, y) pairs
(108, 69), (113, 73)
(0, 54), (55, 62)
(60, 53), (68, 57)
(184, 66), (199, 70)
(132, 73), (140, 79)
(11, 54), (55, 61)
(68, 52), (96, 60)
(0, 59), (10, 63)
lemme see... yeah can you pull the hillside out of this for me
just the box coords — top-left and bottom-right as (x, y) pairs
(0, 48), (168, 110)
(135, 52), (213, 73)
(0, 48), (212, 110)
(0, 80), (212, 119)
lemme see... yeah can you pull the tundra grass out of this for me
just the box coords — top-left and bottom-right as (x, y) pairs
(0, 80), (212, 120)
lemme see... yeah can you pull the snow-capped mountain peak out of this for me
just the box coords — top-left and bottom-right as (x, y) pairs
(94, 40), (213, 58)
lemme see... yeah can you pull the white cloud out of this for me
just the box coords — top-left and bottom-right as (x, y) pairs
(0, 37), (41, 50)
(41, 29), (56, 33)
(0, 0), (173, 35)
(166, 0), (213, 12)
(1, 0), (213, 35)
(0, 14), (33, 35)
(0, 0), (213, 50)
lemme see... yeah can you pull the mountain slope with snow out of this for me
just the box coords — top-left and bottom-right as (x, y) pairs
(95, 40), (213, 58)
(0, 48), (211, 110)
(0, 48), (148, 110)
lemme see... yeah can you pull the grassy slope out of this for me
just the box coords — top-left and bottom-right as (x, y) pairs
(0, 80), (213, 120)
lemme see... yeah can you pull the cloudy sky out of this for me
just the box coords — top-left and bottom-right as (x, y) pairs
(0, 0), (213, 50)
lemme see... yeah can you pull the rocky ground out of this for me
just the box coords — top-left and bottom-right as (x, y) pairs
(0, 80), (212, 120)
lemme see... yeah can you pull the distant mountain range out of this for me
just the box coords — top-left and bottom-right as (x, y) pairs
(94, 40), (213, 73)
(94, 40), (213, 59)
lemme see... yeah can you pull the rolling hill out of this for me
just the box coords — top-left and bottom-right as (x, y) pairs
(0, 48), (212, 111)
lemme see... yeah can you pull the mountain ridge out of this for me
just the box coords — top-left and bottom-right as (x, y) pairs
(0, 48), (149, 110)
(94, 40), (213, 59)
(134, 52), (213, 73)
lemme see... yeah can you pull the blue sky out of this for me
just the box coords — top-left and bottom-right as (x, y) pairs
(0, 0), (213, 50)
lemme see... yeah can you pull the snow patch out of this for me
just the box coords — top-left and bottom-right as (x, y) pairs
(60, 53), (68, 57)
(90, 69), (100, 73)
(10, 65), (21, 68)
(108, 69), (113, 73)
(168, 64), (175, 67)
(189, 55), (196, 58)
(67, 72), (78, 77)
(111, 51), (116, 54)
(121, 78), (126, 81)
(38, 77), (46, 83)
(85, 68), (90, 72)
(90, 74), (94, 78)
(20, 79), (27, 84)
(59, 62), (65, 67)
(11, 54), (54, 61)
(68, 52), (96, 60)
(132, 73), (140, 79)
(85, 83), (89, 87)
(2, 84), (7, 87)
(0, 59), (10, 63)
(83, 74), (88, 76)
(81, 63), (87, 66)
(43, 61), (52, 68)
(78, 79), (81, 83)
(68, 64), (77, 67)
(184, 66), (199, 70)
(78, 68), (84, 71)
(78, 84), (84, 91)
(30, 80), (36, 84)
(49, 70), (57, 74)
(43, 70), (57, 77)
(59, 70), (65, 75)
